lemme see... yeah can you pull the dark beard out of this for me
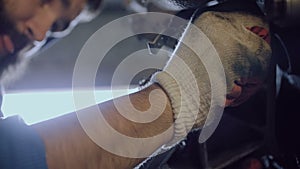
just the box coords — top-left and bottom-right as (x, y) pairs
(0, 32), (30, 76)
(0, 0), (31, 82)
(0, 34), (31, 84)
(0, 52), (29, 87)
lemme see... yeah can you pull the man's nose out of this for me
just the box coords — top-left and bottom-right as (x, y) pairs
(24, 9), (56, 41)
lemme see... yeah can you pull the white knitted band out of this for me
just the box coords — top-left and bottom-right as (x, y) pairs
(152, 11), (271, 146)
(151, 13), (227, 146)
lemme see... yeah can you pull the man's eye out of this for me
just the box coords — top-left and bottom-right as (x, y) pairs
(51, 19), (70, 32)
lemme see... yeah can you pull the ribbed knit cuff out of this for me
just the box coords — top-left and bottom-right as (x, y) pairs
(152, 11), (271, 147)
(151, 18), (224, 145)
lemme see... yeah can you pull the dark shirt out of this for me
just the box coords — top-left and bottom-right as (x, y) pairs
(0, 116), (48, 169)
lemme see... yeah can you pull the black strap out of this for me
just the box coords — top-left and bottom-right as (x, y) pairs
(192, 0), (265, 22)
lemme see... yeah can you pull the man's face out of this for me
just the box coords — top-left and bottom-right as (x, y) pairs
(0, 0), (87, 78)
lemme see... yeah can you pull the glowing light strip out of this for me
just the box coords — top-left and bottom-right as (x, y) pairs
(2, 88), (137, 125)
